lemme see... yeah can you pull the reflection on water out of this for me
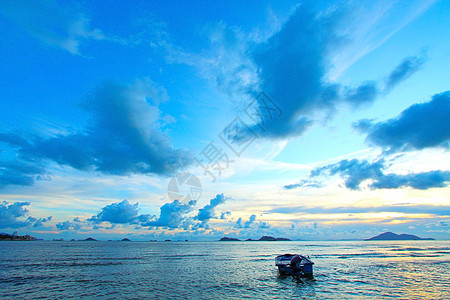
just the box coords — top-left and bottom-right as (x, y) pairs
(0, 240), (449, 299)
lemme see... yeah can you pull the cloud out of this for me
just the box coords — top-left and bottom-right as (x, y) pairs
(343, 81), (379, 107)
(31, 216), (52, 228)
(310, 158), (450, 190)
(0, 159), (47, 188)
(85, 196), (226, 230)
(0, 79), (193, 186)
(197, 193), (226, 223)
(311, 158), (385, 190)
(191, 2), (426, 140)
(370, 170), (450, 190)
(283, 179), (323, 190)
(0, 1), (106, 55)
(258, 221), (271, 229)
(245, 4), (428, 139)
(142, 200), (196, 229)
(88, 200), (140, 224)
(244, 214), (256, 228)
(235, 218), (243, 228)
(246, 2), (344, 138)
(56, 220), (81, 231)
(384, 54), (426, 91)
(165, 2), (429, 142)
(220, 211), (231, 219)
(235, 214), (260, 229)
(269, 204), (450, 216)
(355, 91), (450, 151)
(0, 201), (51, 229)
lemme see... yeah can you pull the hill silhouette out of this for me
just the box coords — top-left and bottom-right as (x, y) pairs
(365, 232), (434, 241)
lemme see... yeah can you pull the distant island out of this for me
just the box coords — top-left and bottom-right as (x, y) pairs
(220, 237), (241, 241)
(79, 237), (98, 241)
(220, 236), (291, 241)
(365, 232), (435, 241)
(121, 238), (131, 242)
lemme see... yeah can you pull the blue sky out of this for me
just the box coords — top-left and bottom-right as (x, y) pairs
(1, 0), (449, 240)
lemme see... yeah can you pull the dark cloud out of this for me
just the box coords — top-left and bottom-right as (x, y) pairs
(226, 3), (426, 140)
(0, 79), (193, 188)
(343, 81), (379, 107)
(355, 91), (450, 151)
(142, 200), (196, 229)
(385, 55), (426, 91)
(197, 194), (226, 223)
(310, 158), (449, 191)
(88, 200), (140, 224)
(311, 159), (385, 190)
(370, 170), (450, 190)
(248, 2), (343, 138)
(0, 201), (51, 229)
(0, 160), (46, 188)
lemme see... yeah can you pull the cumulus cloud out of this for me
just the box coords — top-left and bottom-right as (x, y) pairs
(220, 211), (231, 219)
(0, 1), (107, 55)
(86, 195), (228, 230)
(0, 201), (51, 229)
(142, 200), (196, 229)
(235, 214), (260, 229)
(56, 220), (81, 231)
(0, 79), (192, 187)
(30, 216), (52, 228)
(309, 158), (450, 191)
(88, 200), (141, 224)
(355, 91), (450, 151)
(234, 214), (271, 232)
(86, 199), (157, 230)
(197, 194), (226, 224)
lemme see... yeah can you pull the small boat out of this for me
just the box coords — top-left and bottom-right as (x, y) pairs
(275, 254), (314, 278)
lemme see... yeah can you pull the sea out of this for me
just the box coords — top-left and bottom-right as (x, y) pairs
(0, 240), (449, 299)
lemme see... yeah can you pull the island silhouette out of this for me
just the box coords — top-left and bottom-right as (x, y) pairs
(220, 236), (291, 241)
(365, 232), (435, 241)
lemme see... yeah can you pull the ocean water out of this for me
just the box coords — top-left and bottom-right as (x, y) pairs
(0, 240), (449, 299)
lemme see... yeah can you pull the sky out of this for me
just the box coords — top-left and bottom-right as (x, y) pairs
(0, 0), (449, 241)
